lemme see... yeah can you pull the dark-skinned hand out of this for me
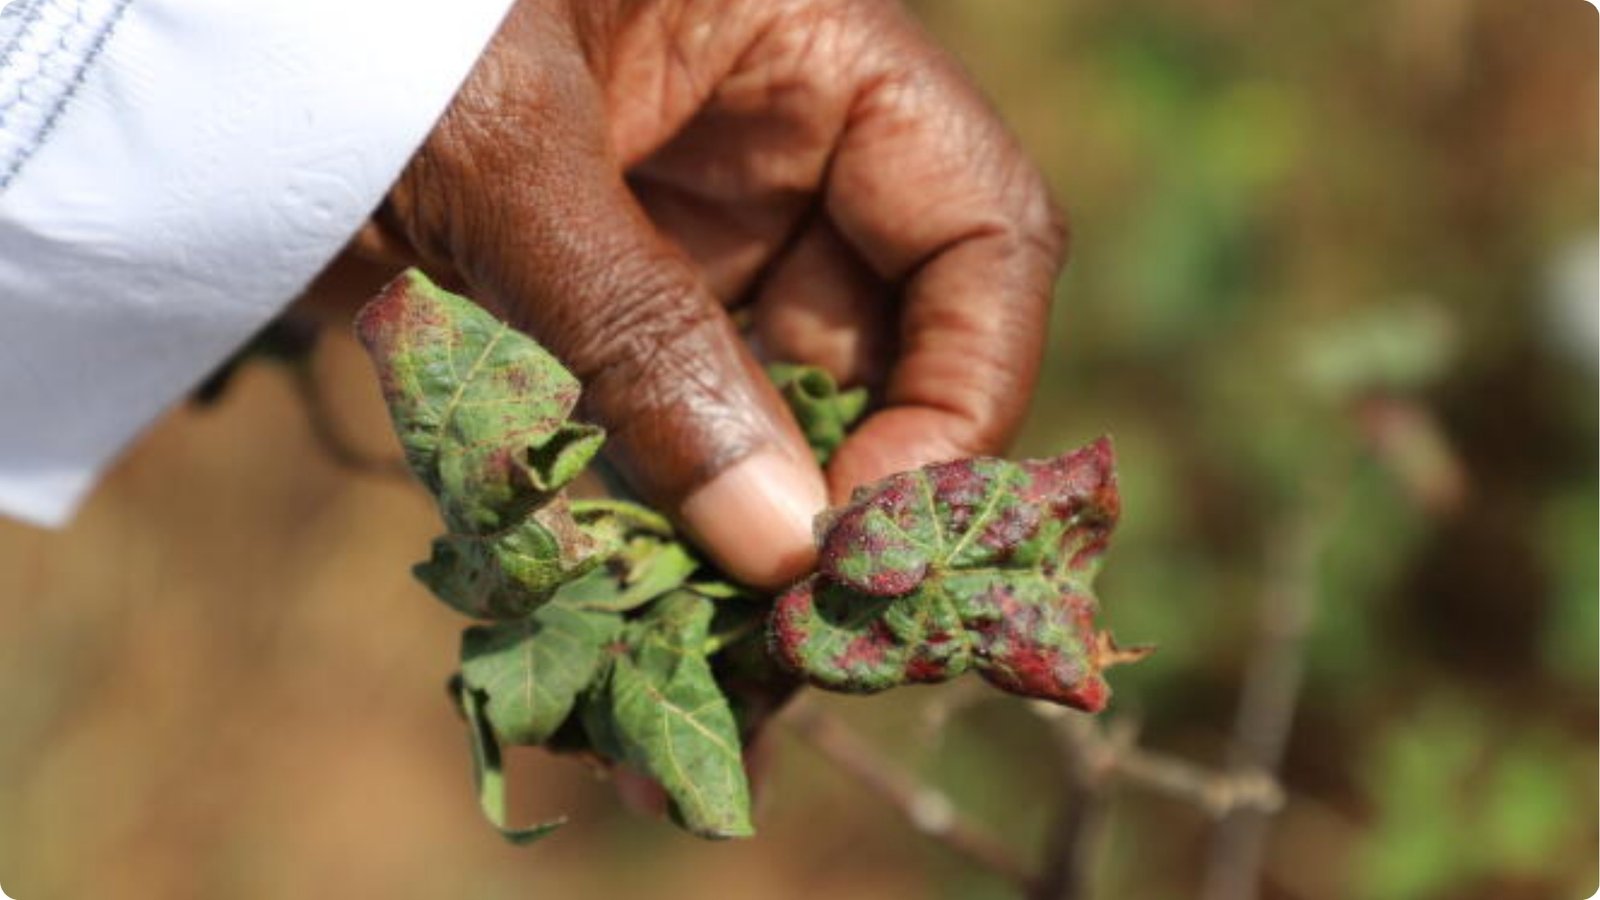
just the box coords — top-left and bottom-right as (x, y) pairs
(357, 0), (1066, 594)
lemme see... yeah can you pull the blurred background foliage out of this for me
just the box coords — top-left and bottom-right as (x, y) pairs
(0, 1), (1593, 898)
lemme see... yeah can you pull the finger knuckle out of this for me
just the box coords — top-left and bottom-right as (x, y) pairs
(1004, 164), (1069, 271)
(1032, 188), (1071, 268)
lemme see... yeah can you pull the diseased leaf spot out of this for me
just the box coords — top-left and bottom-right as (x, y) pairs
(767, 443), (1142, 713)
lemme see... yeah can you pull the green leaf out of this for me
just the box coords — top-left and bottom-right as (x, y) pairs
(415, 495), (606, 620)
(556, 499), (700, 613)
(588, 591), (754, 838)
(768, 438), (1148, 712)
(356, 270), (609, 617)
(570, 498), (676, 540)
(551, 540), (699, 614)
(357, 269), (604, 531)
(766, 363), (869, 465)
(459, 679), (567, 845)
(460, 604), (624, 746)
(686, 579), (755, 601)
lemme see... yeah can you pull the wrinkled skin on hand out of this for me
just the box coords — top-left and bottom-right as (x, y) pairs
(356, 0), (1068, 588)
(768, 438), (1149, 712)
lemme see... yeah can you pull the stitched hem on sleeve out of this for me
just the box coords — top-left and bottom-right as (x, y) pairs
(0, 0), (131, 192)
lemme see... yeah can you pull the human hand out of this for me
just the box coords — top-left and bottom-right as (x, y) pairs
(366, 0), (1066, 590)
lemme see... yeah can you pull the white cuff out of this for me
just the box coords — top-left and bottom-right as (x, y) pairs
(0, 0), (514, 527)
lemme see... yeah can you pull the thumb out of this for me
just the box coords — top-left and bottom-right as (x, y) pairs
(386, 18), (824, 588)
(526, 228), (827, 589)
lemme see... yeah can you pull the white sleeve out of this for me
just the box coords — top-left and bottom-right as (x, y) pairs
(0, 0), (513, 527)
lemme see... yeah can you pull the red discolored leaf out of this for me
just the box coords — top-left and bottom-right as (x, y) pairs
(768, 438), (1145, 712)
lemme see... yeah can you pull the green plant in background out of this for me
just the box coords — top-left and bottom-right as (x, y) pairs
(354, 269), (1146, 843)
(1355, 698), (1587, 900)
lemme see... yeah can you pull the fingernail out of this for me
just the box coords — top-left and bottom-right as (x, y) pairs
(681, 447), (827, 589)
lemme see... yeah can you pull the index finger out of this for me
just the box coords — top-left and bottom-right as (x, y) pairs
(819, 7), (1067, 498)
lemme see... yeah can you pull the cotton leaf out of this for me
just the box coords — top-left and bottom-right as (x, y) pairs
(459, 680), (567, 845)
(554, 500), (700, 613)
(766, 363), (869, 465)
(769, 438), (1149, 712)
(588, 591), (754, 838)
(356, 270), (609, 617)
(460, 604), (624, 746)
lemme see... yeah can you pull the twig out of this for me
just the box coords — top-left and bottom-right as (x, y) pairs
(1112, 741), (1284, 818)
(1031, 714), (1133, 900)
(1039, 710), (1286, 818)
(1031, 708), (1286, 900)
(784, 698), (1039, 892)
(288, 358), (412, 480)
(1200, 504), (1328, 900)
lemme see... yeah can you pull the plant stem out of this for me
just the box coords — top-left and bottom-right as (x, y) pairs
(1032, 709), (1287, 900)
(1200, 504), (1326, 900)
(785, 698), (1039, 893)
